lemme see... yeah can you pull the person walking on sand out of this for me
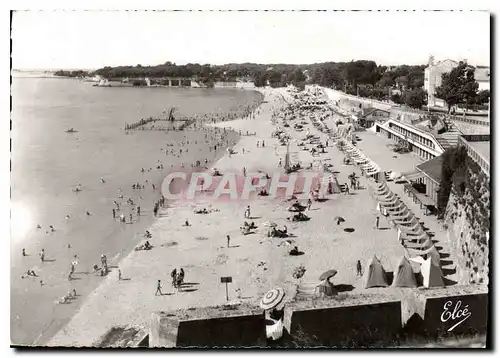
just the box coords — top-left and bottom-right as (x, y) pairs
(22, 248), (26, 257)
(278, 158), (282, 167)
(307, 198), (312, 211)
(118, 269), (122, 281)
(227, 235), (231, 248)
(171, 269), (177, 288)
(155, 280), (163, 296)
(137, 206), (141, 216)
(245, 205), (251, 219)
(40, 249), (45, 263)
(129, 213), (133, 223)
(257, 141), (259, 148)
(112, 209), (116, 219)
(375, 216), (380, 230)
(356, 260), (362, 276)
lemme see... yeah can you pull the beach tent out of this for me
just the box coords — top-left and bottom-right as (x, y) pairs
(392, 256), (417, 287)
(379, 194), (400, 205)
(403, 238), (433, 251)
(421, 257), (445, 288)
(401, 232), (430, 246)
(427, 245), (442, 268)
(399, 221), (425, 235)
(363, 255), (388, 288)
(392, 210), (413, 221)
(389, 205), (410, 217)
(394, 214), (417, 225)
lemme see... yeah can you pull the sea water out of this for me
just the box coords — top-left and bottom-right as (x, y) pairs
(10, 76), (259, 345)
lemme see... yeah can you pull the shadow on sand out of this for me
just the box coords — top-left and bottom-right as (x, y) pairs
(334, 284), (355, 293)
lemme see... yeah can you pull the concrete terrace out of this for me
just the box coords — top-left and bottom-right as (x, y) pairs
(467, 141), (490, 163)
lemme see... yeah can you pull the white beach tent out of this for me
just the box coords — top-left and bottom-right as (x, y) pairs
(421, 257), (445, 288)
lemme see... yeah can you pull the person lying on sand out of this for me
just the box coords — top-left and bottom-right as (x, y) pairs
(289, 246), (301, 256)
(22, 269), (37, 279)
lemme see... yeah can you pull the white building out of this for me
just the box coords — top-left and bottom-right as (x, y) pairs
(424, 56), (490, 108)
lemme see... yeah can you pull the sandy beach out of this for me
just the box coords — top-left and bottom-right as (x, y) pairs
(45, 86), (460, 347)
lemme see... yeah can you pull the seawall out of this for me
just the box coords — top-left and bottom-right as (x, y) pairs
(149, 286), (488, 347)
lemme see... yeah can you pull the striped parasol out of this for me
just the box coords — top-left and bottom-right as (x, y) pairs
(260, 288), (285, 310)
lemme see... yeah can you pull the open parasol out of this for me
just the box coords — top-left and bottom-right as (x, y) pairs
(333, 216), (345, 223)
(319, 269), (338, 281)
(260, 288), (285, 310)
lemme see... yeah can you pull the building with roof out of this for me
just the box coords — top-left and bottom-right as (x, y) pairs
(373, 117), (451, 161)
(401, 133), (490, 211)
(424, 56), (490, 109)
(401, 155), (443, 213)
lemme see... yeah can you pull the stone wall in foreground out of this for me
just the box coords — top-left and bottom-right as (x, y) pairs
(148, 285), (488, 348)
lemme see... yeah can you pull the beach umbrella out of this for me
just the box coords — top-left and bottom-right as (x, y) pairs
(319, 269), (338, 281)
(260, 288), (286, 310)
(333, 216), (345, 222)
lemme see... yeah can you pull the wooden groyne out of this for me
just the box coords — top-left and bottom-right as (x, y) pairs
(124, 107), (196, 131)
(125, 117), (163, 130)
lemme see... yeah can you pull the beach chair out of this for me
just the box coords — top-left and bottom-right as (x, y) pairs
(393, 213), (417, 225)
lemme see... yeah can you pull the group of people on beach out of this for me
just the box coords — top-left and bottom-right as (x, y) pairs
(155, 267), (186, 296)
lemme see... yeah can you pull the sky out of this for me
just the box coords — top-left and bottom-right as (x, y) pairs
(11, 10), (491, 70)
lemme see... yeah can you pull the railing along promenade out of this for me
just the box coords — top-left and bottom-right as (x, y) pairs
(457, 135), (490, 176)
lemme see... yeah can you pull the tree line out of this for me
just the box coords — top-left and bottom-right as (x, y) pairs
(54, 59), (489, 110)
(435, 61), (490, 112)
